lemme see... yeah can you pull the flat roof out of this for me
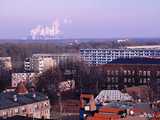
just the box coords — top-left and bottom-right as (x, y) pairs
(126, 45), (160, 49)
(32, 53), (80, 57)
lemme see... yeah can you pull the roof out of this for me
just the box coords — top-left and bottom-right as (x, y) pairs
(126, 45), (160, 49)
(15, 82), (28, 95)
(32, 53), (79, 57)
(99, 107), (123, 113)
(80, 94), (94, 99)
(95, 90), (132, 103)
(109, 57), (160, 64)
(0, 91), (48, 110)
(0, 116), (52, 120)
(103, 101), (152, 113)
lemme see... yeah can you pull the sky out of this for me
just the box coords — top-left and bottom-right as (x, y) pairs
(0, 0), (160, 39)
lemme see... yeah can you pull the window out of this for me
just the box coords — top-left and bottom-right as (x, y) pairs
(128, 78), (131, 83)
(143, 71), (146, 76)
(143, 78), (147, 83)
(111, 71), (114, 75)
(128, 70), (131, 75)
(107, 70), (110, 75)
(3, 112), (6, 116)
(15, 108), (18, 113)
(147, 71), (151, 76)
(139, 70), (142, 76)
(124, 78), (127, 83)
(115, 70), (119, 76)
(140, 78), (143, 84)
(107, 77), (111, 82)
(157, 71), (160, 76)
(124, 70), (127, 75)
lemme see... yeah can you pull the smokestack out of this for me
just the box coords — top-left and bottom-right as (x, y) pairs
(30, 20), (61, 40)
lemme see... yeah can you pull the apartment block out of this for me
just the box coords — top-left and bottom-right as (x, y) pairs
(24, 53), (80, 73)
(80, 48), (160, 64)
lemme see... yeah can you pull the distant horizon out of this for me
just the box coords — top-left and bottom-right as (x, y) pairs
(0, 0), (160, 39)
(1, 37), (160, 40)
(0, 37), (159, 44)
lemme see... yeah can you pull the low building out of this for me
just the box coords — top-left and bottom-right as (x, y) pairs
(0, 82), (50, 119)
(11, 73), (38, 87)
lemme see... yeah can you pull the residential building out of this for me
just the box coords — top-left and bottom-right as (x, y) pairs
(11, 73), (38, 87)
(24, 53), (80, 73)
(0, 82), (50, 119)
(0, 57), (12, 71)
(32, 53), (80, 65)
(24, 57), (56, 73)
(24, 58), (31, 72)
(32, 57), (56, 73)
(80, 48), (160, 64)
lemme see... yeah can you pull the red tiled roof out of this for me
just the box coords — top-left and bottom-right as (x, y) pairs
(15, 82), (28, 95)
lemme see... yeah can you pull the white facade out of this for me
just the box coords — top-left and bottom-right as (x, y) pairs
(32, 53), (80, 65)
(32, 57), (56, 73)
(24, 57), (57, 73)
(24, 53), (80, 73)
(80, 48), (160, 64)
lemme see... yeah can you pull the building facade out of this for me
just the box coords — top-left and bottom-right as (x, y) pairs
(32, 57), (56, 73)
(98, 59), (160, 100)
(24, 53), (80, 73)
(80, 48), (160, 64)
(24, 57), (57, 73)
(32, 53), (80, 65)
(11, 73), (38, 87)
(0, 82), (50, 119)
